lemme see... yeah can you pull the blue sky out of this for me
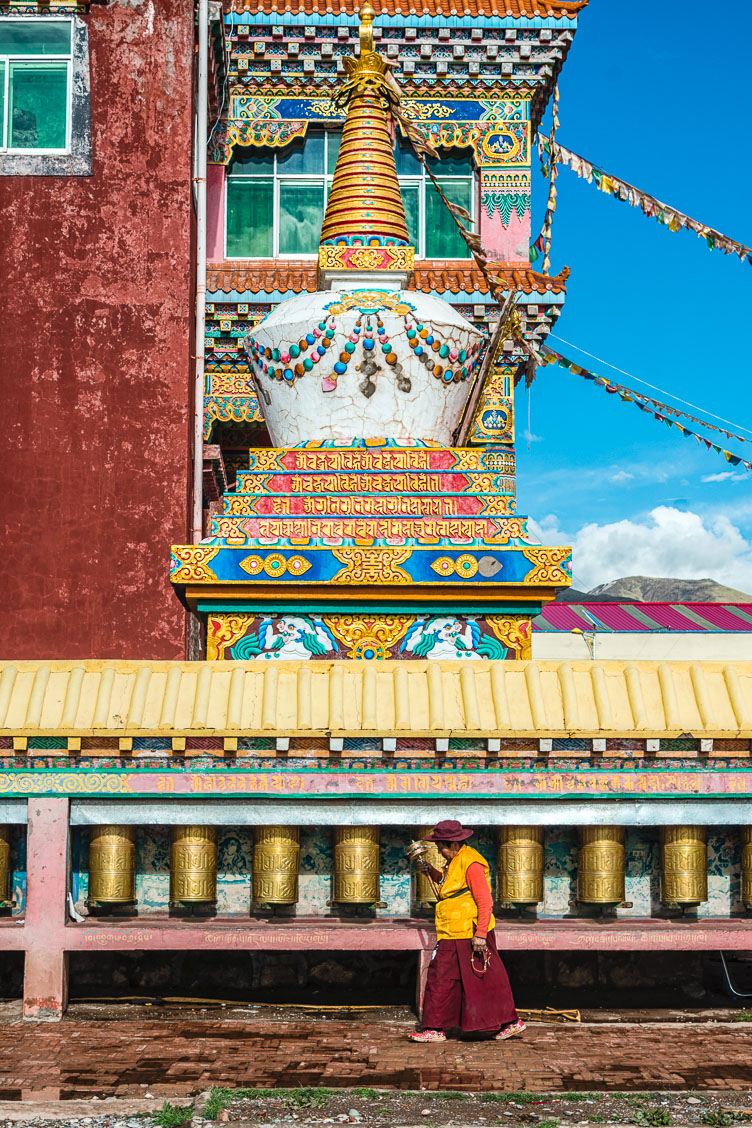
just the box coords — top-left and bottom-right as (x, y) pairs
(516, 0), (752, 593)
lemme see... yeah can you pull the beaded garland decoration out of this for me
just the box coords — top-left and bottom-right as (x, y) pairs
(247, 293), (481, 397)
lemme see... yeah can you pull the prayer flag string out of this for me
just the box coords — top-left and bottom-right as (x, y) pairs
(539, 344), (752, 471)
(537, 133), (752, 266)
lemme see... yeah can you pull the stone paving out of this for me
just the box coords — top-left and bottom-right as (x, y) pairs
(1, 1014), (752, 1101)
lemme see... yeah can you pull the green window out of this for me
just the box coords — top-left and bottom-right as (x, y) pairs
(225, 130), (476, 261)
(226, 131), (335, 259)
(0, 19), (72, 152)
(395, 142), (476, 259)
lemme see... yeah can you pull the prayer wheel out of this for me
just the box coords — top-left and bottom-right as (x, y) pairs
(169, 825), (217, 904)
(333, 826), (380, 904)
(497, 826), (544, 905)
(253, 825), (300, 904)
(0, 826), (11, 905)
(87, 825), (136, 905)
(742, 828), (752, 909)
(660, 825), (707, 906)
(578, 827), (625, 905)
(414, 826), (444, 906)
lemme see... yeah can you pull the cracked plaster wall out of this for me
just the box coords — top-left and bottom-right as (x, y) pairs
(0, 0), (195, 659)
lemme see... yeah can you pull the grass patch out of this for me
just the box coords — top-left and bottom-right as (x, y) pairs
(203, 1087), (278, 1120)
(633, 1107), (671, 1127)
(353, 1088), (381, 1100)
(538, 1120), (560, 1128)
(432, 1091), (470, 1100)
(153, 1102), (191, 1128)
(558, 1093), (606, 1102)
(285, 1088), (333, 1109)
(702, 1115), (752, 1127)
(481, 1092), (539, 1104)
(588, 1114), (609, 1122)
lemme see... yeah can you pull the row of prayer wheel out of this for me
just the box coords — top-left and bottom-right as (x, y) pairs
(82, 824), (752, 910)
(86, 825), (381, 907)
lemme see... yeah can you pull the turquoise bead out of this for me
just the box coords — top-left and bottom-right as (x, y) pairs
(381, 343), (391, 353)
(459, 349), (467, 362)
(406, 328), (416, 339)
(439, 345), (449, 358)
(272, 349), (280, 361)
(289, 344), (300, 358)
(303, 358), (313, 371)
(345, 342), (356, 353)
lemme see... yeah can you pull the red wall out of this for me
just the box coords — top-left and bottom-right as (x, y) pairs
(0, 0), (195, 659)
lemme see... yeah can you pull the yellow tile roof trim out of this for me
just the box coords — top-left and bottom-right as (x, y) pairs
(1, 660), (751, 739)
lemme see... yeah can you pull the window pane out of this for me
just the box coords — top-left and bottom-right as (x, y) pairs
(394, 141), (421, 176)
(9, 61), (67, 149)
(0, 20), (71, 54)
(279, 180), (324, 255)
(0, 63), (4, 148)
(277, 131), (325, 175)
(426, 151), (474, 177)
(399, 181), (420, 249)
(326, 130), (341, 175)
(425, 177), (473, 258)
(228, 150), (274, 175)
(226, 178), (273, 257)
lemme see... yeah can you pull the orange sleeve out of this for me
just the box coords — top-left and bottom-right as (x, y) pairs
(466, 861), (493, 937)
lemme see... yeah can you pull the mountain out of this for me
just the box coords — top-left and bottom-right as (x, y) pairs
(554, 587), (625, 604)
(586, 576), (752, 603)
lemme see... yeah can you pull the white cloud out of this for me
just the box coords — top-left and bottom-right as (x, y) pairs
(701, 471), (744, 484)
(530, 506), (752, 593)
(609, 470), (634, 483)
(522, 429), (543, 444)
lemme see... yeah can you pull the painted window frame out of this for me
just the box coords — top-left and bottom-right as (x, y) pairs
(224, 129), (476, 262)
(0, 14), (91, 177)
(225, 130), (338, 260)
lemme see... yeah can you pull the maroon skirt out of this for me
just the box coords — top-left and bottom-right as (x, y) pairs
(421, 932), (518, 1034)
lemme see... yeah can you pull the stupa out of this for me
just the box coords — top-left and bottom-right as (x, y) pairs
(246, 4), (483, 448)
(171, 4), (572, 663)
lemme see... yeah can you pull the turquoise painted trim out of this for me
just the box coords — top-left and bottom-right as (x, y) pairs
(196, 601), (543, 613)
(208, 289), (566, 306)
(223, 13), (574, 29)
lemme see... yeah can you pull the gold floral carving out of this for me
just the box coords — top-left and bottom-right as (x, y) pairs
(318, 245), (415, 272)
(170, 546), (219, 583)
(248, 450), (281, 472)
(325, 615), (412, 659)
(487, 616), (532, 659)
(239, 554), (311, 579)
(522, 546), (572, 585)
(206, 614), (255, 660)
(331, 547), (412, 585)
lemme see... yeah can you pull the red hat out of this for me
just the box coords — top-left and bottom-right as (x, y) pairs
(424, 820), (474, 843)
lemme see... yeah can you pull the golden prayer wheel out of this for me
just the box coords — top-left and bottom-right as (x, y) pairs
(414, 826), (444, 907)
(497, 826), (544, 905)
(169, 825), (217, 904)
(660, 825), (707, 906)
(333, 826), (380, 904)
(88, 825), (136, 905)
(578, 827), (625, 905)
(253, 825), (300, 905)
(0, 826), (11, 905)
(742, 828), (752, 909)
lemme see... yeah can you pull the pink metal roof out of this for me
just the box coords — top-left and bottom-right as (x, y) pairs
(577, 604), (651, 631)
(535, 602), (752, 632)
(635, 604), (708, 631)
(538, 604), (596, 631)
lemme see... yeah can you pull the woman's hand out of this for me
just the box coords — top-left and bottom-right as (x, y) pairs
(472, 936), (488, 952)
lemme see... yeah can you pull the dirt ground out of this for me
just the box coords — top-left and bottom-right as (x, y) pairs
(212, 1088), (752, 1128)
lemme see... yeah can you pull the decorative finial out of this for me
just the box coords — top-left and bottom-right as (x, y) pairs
(359, 2), (375, 54)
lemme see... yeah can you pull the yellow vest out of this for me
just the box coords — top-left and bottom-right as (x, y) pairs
(434, 844), (496, 941)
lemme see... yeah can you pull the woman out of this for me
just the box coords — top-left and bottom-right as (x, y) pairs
(408, 819), (525, 1044)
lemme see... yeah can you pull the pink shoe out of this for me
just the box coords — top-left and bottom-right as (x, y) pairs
(496, 1019), (526, 1041)
(408, 1029), (447, 1043)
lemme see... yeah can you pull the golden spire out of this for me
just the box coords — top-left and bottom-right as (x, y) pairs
(318, 3), (413, 279)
